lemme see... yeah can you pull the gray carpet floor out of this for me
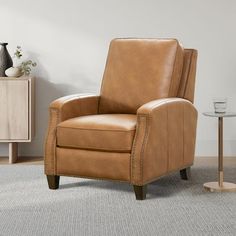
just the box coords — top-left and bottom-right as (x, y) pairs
(0, 165), (235, 236)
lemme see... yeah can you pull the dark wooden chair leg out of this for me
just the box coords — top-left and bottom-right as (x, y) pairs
(47, 175), (60, 189)
(180, 167), (191, 180)
(133, 185), (147, 200)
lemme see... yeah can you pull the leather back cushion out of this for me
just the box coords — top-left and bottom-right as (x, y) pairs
(99, 38), (184, 114)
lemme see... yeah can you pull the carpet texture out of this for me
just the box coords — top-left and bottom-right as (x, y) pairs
(0, 165), (235, 236)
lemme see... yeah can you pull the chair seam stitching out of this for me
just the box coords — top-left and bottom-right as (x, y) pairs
(183, 50), (193, 98)
(168, 42), (179, 96)
(57, 126), (136, 132)
(56, 144), (132, 152)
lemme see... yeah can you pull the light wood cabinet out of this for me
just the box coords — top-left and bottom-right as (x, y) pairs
(0, 77), (34, 163)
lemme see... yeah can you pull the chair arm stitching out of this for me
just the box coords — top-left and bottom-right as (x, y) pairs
(167, 105), (169, 171)
(131, 116), (141, 181)
(46, 109), (60, 174)
(131, 114), (149, 185)
(140, 115), (150, 184)
(54, 110), (60, 173)
(183, 103), (185, 164)
(45, 109), (56, 173)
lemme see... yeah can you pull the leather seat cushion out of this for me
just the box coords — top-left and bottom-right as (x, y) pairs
(57, 114), (137, 152)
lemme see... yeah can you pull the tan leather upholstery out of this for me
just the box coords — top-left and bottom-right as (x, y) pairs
(56, 148), (130, 181)
(44, 38), (198, 197)
(178, 49), (198, 102)
(57, 114), (136, 152)
(44, 94), (99, 175)
(99, 39), (184, 114)
(131, 98), (197, 185)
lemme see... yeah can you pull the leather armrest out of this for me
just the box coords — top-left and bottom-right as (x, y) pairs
(137, 98), (195, 115)
(131, 98), (198, 185)
(49, 93), (99, 121)
(44, 94), (99, 175)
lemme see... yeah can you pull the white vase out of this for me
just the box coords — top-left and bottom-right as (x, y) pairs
(5, 67), (23, 77)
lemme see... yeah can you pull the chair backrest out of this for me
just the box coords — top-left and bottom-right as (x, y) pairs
(99, 38), (196, 114)
(178, 49), (198, 103)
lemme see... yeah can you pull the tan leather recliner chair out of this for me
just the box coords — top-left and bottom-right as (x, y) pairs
(44, 38), (198, 200)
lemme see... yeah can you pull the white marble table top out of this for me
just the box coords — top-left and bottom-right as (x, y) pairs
(203, 112), (236, 117)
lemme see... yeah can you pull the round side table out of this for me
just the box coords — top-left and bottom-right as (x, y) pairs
(203, 112), (236, 192)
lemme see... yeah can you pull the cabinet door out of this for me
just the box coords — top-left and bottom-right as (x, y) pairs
(0, 80), (29, 140)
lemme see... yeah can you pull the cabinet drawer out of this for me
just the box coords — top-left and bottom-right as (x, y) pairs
(0, 80), (29, 140)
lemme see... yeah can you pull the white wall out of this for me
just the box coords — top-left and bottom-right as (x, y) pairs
(0, 0), (236, 157)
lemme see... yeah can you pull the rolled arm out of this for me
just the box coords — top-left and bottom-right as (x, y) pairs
(49, 93), (100, 121)
(44, 94), (100, 175)
(131, 98), (198, 185)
